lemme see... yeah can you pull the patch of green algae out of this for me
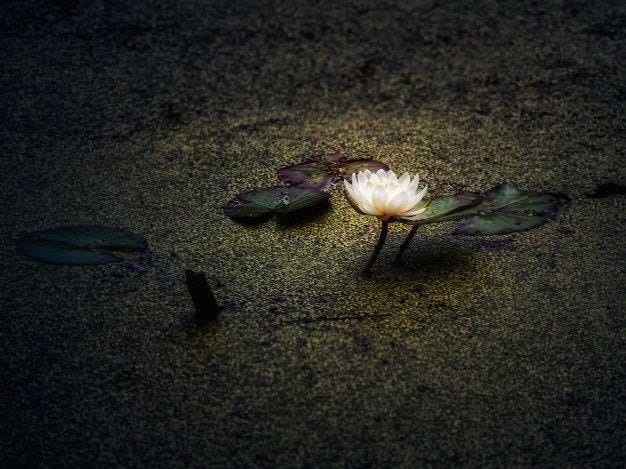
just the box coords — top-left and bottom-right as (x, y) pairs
(1, 0), (625, 466)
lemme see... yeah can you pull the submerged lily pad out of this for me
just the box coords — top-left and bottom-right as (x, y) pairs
(277, 151), (388, 189)
(447, 183), (567, 235)
(17, 225), (147, 265)
(340, 159), (389, 178)
(223, 186), (329, 220)
(455, 213), (554, 235)
(276, 163), (336, 190)
(317, 150), (347, 163)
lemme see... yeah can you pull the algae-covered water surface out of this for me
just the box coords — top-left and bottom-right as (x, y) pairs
(1, 0), (625, 466)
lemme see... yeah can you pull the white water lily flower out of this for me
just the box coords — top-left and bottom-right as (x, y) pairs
(344, 169), (428, 221)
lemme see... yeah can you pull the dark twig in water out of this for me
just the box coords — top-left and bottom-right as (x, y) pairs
(359, 221), (389, 275)
(393, 225), (419, 265)
(185, 270), (220, 325)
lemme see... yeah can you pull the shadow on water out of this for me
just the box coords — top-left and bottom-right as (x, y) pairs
(276, 200), (333, 228)
(344, 236), (477, 306)
(229, 214), (274, 227)
(280, 239), (479, 330)
(389, 236), (473, 275)
(389, 234), (517, 278)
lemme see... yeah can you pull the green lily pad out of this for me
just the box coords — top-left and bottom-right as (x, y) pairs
(449, 183), (567, 235)
(223, 186), (329, 219)
(277, 152), (388, 189)
(16, 225), (147, 265)
(401, 193), (483, 225)
(398, 183), (566, 234)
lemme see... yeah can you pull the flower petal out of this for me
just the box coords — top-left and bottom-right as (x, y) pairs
(398, 172), (411, 186)
(386, 191), (408, 214)
(360, 201), (381, 215)
(362, 181), (375, 200)
(409, 174), (420, 189)
(343, 178), (354, 196)
(372, 187), (389, 212)
(400, 205), (428, 220)
(414, 184), (428, 203)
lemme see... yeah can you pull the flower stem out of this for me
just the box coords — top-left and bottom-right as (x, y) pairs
(393, 225), (419, 265)
(359, 221), (389, 275)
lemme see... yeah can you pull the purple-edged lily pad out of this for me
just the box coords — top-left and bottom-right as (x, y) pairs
(223, 186), (329, 220)
(277, 163), (336, 190)
(277, 151), (388, 189)
(16, 225), (147, 265)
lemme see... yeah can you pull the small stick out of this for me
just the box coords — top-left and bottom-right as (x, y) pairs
(185, 270), (220, 325)
(393, 225), (419, 265)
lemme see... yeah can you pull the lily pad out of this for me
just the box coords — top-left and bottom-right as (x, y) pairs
(447, 183), (567, 235)
(277, 151), (388, 189)
(398, 183), (566, 234)
(401, 193), (483, 225)
(223, 186), (329, 220)
(16, 225), (147, 265)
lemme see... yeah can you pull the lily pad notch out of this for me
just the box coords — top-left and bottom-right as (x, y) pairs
(16, 225), (148, 265)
